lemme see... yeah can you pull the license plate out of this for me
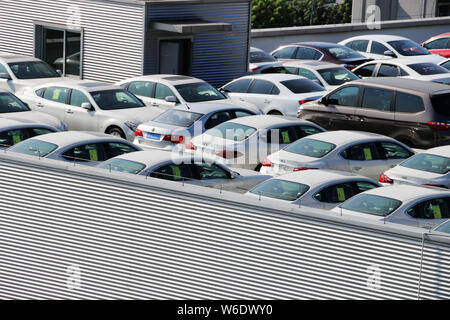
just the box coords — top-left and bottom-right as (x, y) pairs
(145, 132), (161, 141)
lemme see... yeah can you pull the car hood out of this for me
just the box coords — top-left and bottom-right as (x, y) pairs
(0, 111), (66, 130)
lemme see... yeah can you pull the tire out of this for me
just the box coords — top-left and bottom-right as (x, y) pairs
(106, 126), (126, 139)
(267, 110), (283, 115)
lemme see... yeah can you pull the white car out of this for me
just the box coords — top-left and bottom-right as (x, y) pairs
(0, 53), (70, 95)
(279, 60), (360, 90)
(339, 35), (445, 64)
(97, 150), (273, 193)
(0, 89), (66, 131)
(245, 169), (381, 210)
(188, 115), (326, 171)
(7, 131), (141, 166)
(380, 146), (450, 189)
(440, 58), (450, 71)
(331, 185), (450, 228)
(219, 74), (327, 117)
(20, 80), (164, 141)
(249, 47), (280, 72)
(352, 59), (450, 84)
(115, 74), (259, 112)
(261, 130), (415, 180)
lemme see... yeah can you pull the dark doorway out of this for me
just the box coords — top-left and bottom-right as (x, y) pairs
(159, 39), (192, 75)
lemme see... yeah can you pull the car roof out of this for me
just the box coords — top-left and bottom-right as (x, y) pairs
(352, 77), (450, 94)
(118, 74), (204, 85)
(303, 130), (390, 145)
(35, 80), (121, 92)
(250, 47), (266, 52)
(272, 169), (374, 186)
(0, 52), (43, 63)
(289, 42), (345, 49)
(355, 185), (450, 202)
(422, 145), (450, 157)
(171, 101), (254, 114)
(281, 60), (342, 70)
(428, 32), (450, 39)
(343, 34), (408, 42)
(28, 131), (124, 146)
(238, 73), (306, 81)
(226, 114), (317, 129)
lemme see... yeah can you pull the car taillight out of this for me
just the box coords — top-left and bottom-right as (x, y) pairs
(344, 64), (356, 71)
(163, 135), (184, 144)
(424, 184), (448, 189)
(215, 150), (243, 159)
(299, 99), (313, 105)
(379, 173), (393, 184)
(252, 66), (261, 72)
(262, 157), (272, 167)
(428, 121), (450, 130)
(185, 142), (196, 150)
(135, 128), (143, 137)
(293, 167), (317, 172)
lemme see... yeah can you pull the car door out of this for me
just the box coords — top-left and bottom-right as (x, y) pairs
(61, 142), (106, 165)
(377, 141), (414, 171)
(190, 162), (234, 189)
(295, 47), (323, 61)
(375, 64), (402, 77)
(423, 38), (450, 58)
(297, 68), (325, 87)
(245, 79), (279, 111)
(353, 63), (378, 79)
(313, 181), (359, 210)
(353, 86), (395, 135)
(65, 89), (97, 131)
(272, 46), (297, 60)
(146, 83), (178, 110)
(125, 81), (155, 105)
(39, 86), (71, 120)
(368, 41), (392, 59)
(149, 162), (195, 182)
(340, 141), (387, 179)
(396, 196), (450, 228)
(221, 78), (253, 102)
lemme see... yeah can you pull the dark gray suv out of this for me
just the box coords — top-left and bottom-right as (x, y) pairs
(297, 78), (450, 148)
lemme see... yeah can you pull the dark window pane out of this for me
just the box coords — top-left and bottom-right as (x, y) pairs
(224, 79), (252, 93)
(341, 194), (402, 216)
(354, 64), (375, 77)
(407, 63), (449, 75)
(194, 162), (229, 180)
(104, 142), (138, 159)
(431, 93), (450, 116)
(315, 182), (355, 203)
(250, 50), (276, 63)
(296, 47), (322, 60)
(423, 38), (450, 50)
(380, 142), (413, 159)
(361, 87), (393, 111)
(272, 46), (296, 59)
(128, 81), (154, 98)
(378, 64), (400, 77)
(63, 143), (104, 162)
(204, 111), (233, 130)
(250, 179), (310, 201)
(327, 86), (359, 106)
(155, 83), (175, 100)
(249, 80), (274, 94)
(70, 89), (90, 107)
(65, 32), (81, 76)
(395, 92), (425, 113)
(370, 41), (389, 55)
(348, 40), (369, 52)
(406, 197), (450, 219)
(43, 87), (70, 104)
(151, 164), (194, 181)
(341, 142), (381, 161)
(280, 79), (324, 94)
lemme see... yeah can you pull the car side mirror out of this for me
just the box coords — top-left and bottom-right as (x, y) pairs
(0, 73), (11, 80)
(384, 50), (397, 58)
(81, 102), (93, 110)
(165, 96), (178, 103)
(320, 97), (328, 106)
(56, 69), (63, 76)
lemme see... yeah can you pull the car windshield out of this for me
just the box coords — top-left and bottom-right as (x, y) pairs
(318, 67), (359, 85)
(281, 79), (325, 93)
(207, 122), (257, 142)
(91, 89), (145, 110)
(401, 153), (450, 174)
(175, 82), (226, 103)
(0, 92), (31, 113)
(284, 138), (336, 158)
(153, 109), (203, 127)
(341, 194), (402, 216)
(8, 139), (58, 157)
(249, 179), (310, 201)
(435, 221), (450, 233)
(97, 158), (146, 174)
(326, 46), (365, 59)
(250, 50), (277, 63)
(407, 63), (449, 75)
(387, 40), (430, 56)
(8, 61), (60, 79)
(431, 93), (450, 116)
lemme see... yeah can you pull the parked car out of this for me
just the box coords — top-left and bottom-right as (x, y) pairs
(97, 151), (272, 193)
(330, 185), (450, 228)
(188, 115), (326, 171)
(339, 34), (445, 63)
(297, 78), (450, 148)
(0, 89), (66, 131)
(134, 103), (258, 151)
(116, 74), (258, 112)
(270, 42), (372, 70)
(260, 130), (415, 180)
(0, 53), (69, 95)
(352, 59), (450, 84)
(249, 47), (280, 72)
(380, 146), (450, 189)
(432, 219), (450, 233)
(421, 33), (450, 58)
(219, 74), (327, 117)
(7, 131), (141, 166)
(245, 169), (380, 210)
(20, 80), (164, 141)
(440, 58), (450, 70)
(0, 118), (60, 149)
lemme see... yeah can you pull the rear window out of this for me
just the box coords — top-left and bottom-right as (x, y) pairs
(284, 138), (336, 158)
(407, 63), (449, 75)
(153, 109), (203, 127)
(401, 153), (450, 174)
(207, 122), (257, 142)
(98, 158), (146, 174)
(326, 46), (365, 59)
(250, 50), (277, 63)
(341, 194), (402, 216)
(431, 93), (450, 116)
(280, 79), (325, 94)
(8, 139), (58, 157)
(317, 67), (359, 86)
(249, 179), (310, 201)
(0, 92), (31, 113)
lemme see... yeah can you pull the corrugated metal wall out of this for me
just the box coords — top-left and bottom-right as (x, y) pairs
(0, 0), (145, 82)
(145, 2), (251, 87)
(0, 153), (449, 300)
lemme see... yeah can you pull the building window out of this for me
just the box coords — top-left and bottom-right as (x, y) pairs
(438, 0), (450, 16)
(37, 26), (82, 77)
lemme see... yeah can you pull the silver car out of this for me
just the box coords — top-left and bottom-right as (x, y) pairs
(246, 169), (380, 210)
(7, 131), (141, 166)
(97, 150), (273, 193)
(20, 80), (164, 141)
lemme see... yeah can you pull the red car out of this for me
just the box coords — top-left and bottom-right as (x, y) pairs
(422, 33), (450, 58)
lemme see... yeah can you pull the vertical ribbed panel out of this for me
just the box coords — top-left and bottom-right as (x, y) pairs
(145, 2), (250, 87)
(0, 154), (449, 299)
(0, 0), (145, 82)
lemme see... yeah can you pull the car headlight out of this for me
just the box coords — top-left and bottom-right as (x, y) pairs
(125, 121), (141, 132)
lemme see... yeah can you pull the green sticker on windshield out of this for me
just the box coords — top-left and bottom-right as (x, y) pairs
(337, 188), (346, 201)
(432, 205), (442, 219)
(89, 149), (98, 161)
(12, 135), (21, 144)
(281, 131), (290, 143)
(172, 166), (182, 180)
(363, 148), (372, 160)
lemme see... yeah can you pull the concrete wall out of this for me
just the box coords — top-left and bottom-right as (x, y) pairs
(250, 16), (450, 53)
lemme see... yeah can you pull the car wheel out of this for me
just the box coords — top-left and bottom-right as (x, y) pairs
(106, 126), (125, 139)
(267, 110), (283, 115)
